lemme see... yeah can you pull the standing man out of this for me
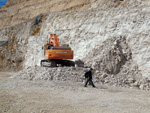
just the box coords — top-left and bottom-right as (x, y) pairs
(84, 68), (96, 88)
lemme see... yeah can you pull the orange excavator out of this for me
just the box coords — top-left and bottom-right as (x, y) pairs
(41, 34), (75, 67)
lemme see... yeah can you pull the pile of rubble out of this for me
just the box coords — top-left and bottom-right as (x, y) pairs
(12, 66), (87, 82)
(12, 65), (150, 90)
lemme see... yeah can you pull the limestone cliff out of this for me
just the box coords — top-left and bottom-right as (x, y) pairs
(1, 0), (150, 81)
(1, 0), (149, 29)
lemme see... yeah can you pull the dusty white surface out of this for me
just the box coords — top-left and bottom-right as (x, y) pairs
(0, 0), (143, 29)
(1, 72), (150, 113)
(1, 0), (150, 79)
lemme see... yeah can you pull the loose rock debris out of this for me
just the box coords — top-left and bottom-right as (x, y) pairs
(12, 66), (150, 90)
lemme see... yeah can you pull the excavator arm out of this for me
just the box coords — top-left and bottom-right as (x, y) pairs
(50, 34), (60, 47)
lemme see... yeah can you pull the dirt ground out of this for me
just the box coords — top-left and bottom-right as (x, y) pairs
(0, 72), (150, 113)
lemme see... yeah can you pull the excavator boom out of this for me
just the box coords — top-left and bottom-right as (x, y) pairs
(49, 34), (60, 47)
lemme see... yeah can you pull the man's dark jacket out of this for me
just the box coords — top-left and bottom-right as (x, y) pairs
(87, 71), (92, 80)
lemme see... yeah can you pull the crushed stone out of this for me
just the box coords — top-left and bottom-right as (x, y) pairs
(12, 65), (150, 90)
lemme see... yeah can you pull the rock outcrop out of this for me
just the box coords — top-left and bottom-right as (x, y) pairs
(1, 0), (150, 89)
(1, 0), (149, 29)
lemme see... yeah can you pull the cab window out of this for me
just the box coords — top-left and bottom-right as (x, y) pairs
(47, 45), (51, 49)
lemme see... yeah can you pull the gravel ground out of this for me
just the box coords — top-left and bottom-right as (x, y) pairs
(1, 72), (150, 113)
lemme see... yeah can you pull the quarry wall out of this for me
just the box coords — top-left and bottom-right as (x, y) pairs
(1, 0), (150, 82)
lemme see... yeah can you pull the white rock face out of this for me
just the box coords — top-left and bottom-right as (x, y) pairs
(0, 0), (149, 29)
(1, 0), (150, 80)
(38, 7), (150, 78)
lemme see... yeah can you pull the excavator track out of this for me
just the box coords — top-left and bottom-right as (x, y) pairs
(40, 59), (75, 67)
